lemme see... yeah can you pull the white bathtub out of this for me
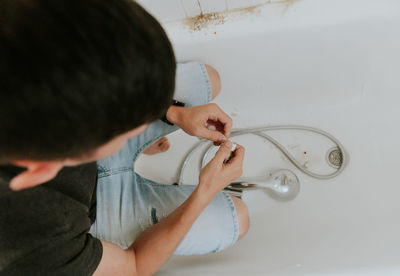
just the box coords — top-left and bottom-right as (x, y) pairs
(136, 0), (400, 275)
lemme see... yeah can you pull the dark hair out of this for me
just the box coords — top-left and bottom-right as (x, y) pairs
(0, 0), (176, 162)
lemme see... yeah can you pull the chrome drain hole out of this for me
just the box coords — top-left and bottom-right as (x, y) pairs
(326, 147), (343, 169)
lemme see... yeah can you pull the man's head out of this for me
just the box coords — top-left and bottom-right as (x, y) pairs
(0, 0), (176, 189)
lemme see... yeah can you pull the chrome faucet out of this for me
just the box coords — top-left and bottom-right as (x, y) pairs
(224, 169), (300, 201)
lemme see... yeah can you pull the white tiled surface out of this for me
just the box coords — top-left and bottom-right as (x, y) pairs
(137, 0), (270, 22)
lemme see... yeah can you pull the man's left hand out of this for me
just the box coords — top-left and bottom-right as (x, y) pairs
(166, 103), (232, 144)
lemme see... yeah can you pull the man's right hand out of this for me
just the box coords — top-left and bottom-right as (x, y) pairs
(198, 141), (245, 197)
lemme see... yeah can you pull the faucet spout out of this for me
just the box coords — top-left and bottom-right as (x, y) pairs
(224, 169), (300, 201)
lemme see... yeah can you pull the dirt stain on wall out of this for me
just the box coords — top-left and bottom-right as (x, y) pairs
(185, 12), (225, 32)
(183, 0), (301, 32)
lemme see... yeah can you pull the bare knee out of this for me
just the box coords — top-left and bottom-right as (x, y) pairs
(205, 64), (221, 100)
(230, 195), (250, 240)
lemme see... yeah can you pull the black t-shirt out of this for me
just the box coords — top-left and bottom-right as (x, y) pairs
(0, 163), (102, 276)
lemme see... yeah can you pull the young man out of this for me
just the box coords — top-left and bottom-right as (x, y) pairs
(0, 0), (249, 275)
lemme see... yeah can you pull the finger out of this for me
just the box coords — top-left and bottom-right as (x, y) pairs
(198, 127), (227, 143)
(206, 121), (225, 145)
(221, 115), (233, 138)
(225, 144), (245, 166)
(209, 106), (233, 138)
(212, 141), (233, 164)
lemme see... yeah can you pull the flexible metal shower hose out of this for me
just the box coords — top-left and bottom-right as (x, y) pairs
(177, 125), (348, 185)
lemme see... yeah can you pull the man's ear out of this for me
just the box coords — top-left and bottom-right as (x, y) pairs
(9, 161), (64, 191)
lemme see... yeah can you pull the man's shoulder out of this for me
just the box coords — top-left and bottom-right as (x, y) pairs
(0, 165), (94, 234)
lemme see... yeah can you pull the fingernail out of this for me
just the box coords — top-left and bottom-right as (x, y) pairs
(225, 140), (233, 149)
(231, 143), (237, 152)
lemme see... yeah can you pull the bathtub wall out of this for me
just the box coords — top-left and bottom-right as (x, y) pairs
(137, 0), (287, 23)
